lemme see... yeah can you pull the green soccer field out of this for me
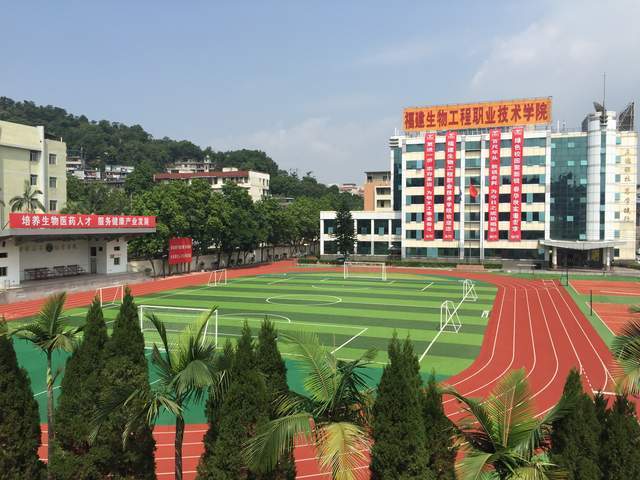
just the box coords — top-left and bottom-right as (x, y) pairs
(13, 270), (496, 423)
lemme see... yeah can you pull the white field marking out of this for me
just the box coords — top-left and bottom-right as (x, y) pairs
(418, 328), (444, 362)
(320, 277), (330, 282)
(567, 280), (580, 295)
(594, 390), (619, 396)
(443, 283), (517, 403)
(386, 280), (396, 285)
(218, 312), (292, 323)
(33, 385), (61, 397)
(311, 284), (371, 292)
(265, 294), (342, 306)
(553, 283), (615, 388)
(280, 350), (387, 366)
(420, 282), (434, 292)
(268, 275), (294, 285)
(330, 328), (368, 354)
(586, 301), (615, 336)
(481, 310), (489, 318)
(600, 290), (640, 296)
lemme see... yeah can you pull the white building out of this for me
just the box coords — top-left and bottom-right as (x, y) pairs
(154, 167), (270, 202)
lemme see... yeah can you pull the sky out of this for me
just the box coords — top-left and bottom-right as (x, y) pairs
(2, 0), (639, 183)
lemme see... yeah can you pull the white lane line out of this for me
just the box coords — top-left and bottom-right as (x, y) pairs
(33, 385), (61, 397)
(268, 276), (293, 285)
(420, 282), (434, 292)
(586, 301), (615, 336)
(330, 328), (368, 354)
(600, 290), (640, 296)
(527, 287), (559, 403)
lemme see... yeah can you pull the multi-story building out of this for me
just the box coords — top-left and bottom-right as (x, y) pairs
(104, 164), (135, 186)
(166, 158), (216, 173)
(154, 167), (270, 202)
(320, 99), (638, 269)
(0, 120), (67, 224)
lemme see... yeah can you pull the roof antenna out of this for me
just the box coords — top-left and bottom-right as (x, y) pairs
(600, 72), (608, 126)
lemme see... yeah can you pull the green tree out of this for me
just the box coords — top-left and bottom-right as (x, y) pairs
(0, 321), (45, 479)
(197, 322), (270, 480)
(447, 369), (569, 480)
(9, 293), (81, 479)
(333, 199), (355, 257)
(97, 288), (156, 479)
(220, 183), (259, 266)
(599, 395), (640, 479)
(370, 334), (429, 480)
(422, 372), (456, 480)
(50, 298), (109, 479)
(245, 331), (375, 480)
(550, 369), (602, 479)
(124, 160), (156, 196)
(611, 319), (640, 395)
(256, 319), (296, 480)
(10, 180), (46, 213)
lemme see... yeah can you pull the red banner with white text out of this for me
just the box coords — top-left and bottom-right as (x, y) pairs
(423, 133), (436, 240)
(443, 131), (457, 241)
(487, 129), (501, 241)
(9, 213), (156, 229)
(509, 127), (524, 241)
(169, 237), (193, 265)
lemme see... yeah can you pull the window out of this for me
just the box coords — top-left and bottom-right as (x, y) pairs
(614, 211), (620, 220)
(30, 174), (38, 186)
(48, 154), (57, 165)
(30, 151), (40, 162)
(113, 257), (121, 266)
(0, 252), (7, 258)
(49, 200), (57, 211)
(0, 267), (6, 277)
(614, 230), (620, 239)
(49, 177), (57, 188)
(615, 174), (621, 182)
(114, 246), (121, 251)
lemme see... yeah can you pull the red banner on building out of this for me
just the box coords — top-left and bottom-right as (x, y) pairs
(9, 213), (156, 229)
(169, 237), (193, 265)
(423, 133), (436, 241)
(443, 131), (457, 241)
(509, 127), (524, 241)
(487, 129), (502, 241)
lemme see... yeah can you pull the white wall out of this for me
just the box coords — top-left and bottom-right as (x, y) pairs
(0, 238), (20, 287)
(19, 238), (90, 280)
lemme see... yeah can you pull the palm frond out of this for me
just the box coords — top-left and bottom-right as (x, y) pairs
(455, 451), (498, 480)
(315, 422), (371, 480)
(244, 412), (314, 473)
(444, 389), (496, 453)
(611, 320), (640, 395)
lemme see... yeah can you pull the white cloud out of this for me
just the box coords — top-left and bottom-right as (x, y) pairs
(211, 115), (397, 184)
(469, 0), (640, 127)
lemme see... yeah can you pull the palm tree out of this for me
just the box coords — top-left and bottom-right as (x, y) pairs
(8, 292), (82, 478)
(445, 369), (569, 480)
(94, 308), (221, 480)
(10, 180), (46, 213)
(611, 319), (640, 395)
(245, 331), (376, 480)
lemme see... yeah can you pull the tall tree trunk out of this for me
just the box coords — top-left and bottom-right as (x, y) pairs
(148, 258), (156, 277)
(175, 415), (185, 480)
(46, 351), (54, 479)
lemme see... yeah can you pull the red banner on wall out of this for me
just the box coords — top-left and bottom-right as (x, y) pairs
(9, 213), (156, 229)
(487, 129), (502, 241)
(443, 131), (457, 241)
(169, 237), (193, 265)
(509, 127), (524, 241)
(423, 133), (436, 241)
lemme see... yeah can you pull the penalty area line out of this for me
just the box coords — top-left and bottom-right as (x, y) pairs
(420, 282), (434, 292)
(330, 328), (368, 354)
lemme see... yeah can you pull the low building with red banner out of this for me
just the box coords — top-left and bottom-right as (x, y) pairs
(320, 98), (638, 269)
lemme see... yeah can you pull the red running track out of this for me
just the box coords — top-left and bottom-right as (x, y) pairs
(570, 279), (640, 297)
(29, 267), (616, 479)
(592, 302), (640, 335)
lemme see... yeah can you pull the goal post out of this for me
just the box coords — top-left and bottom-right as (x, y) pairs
(440, 300), (462, 333)
(343, 261), (387, 281)
(462, 279), (478, 302)
(207, 268), (227, 287)
(97, 284), (124, 307)
(137, 305), (217, 347)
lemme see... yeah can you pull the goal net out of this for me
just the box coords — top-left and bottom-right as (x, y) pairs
(343, 261), (387, 281)
(462, 279), (478, 302)
(440, 300), (462, 333)
(207, 268), (227, 287)
(97, 284), (124, 307)
(138, 305), (217, 348)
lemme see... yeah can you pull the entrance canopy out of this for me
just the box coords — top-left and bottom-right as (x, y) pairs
(539, 239), (623, 270)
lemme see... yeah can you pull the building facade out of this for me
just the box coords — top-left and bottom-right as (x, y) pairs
(320, 99), (638, 268)
(0, 120), (68, 225)
(154, 167), (270, 201)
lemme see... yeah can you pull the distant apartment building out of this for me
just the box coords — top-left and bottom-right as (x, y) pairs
(104, 165), (135, 186)
(363, 170), (392, 211)
(0, 120), (67, 224)
(167, 158), (217, 174)
(154, 167), (270, 202)
(336, 183), (364, 197)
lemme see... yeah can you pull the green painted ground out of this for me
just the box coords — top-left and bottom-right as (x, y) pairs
(12, 270), (496, 424)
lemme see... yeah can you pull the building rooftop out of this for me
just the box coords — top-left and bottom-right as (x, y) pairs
(154, 170), (251, 181)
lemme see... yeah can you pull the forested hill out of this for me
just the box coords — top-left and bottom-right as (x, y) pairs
(0, 97), (362, 205)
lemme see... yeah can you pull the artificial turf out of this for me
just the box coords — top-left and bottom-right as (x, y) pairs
(13, 270), (497, 424)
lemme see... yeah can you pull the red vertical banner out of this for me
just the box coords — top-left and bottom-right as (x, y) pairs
(423, 133), (436, 240)
(169, 237), (193, 264)
(443, 131), (457, 241)
(509, 127), (524, 241)
(487, 129), (502, 241)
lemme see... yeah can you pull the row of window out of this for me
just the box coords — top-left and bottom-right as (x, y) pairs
(406, 193), (546, 205)
(406, 211), (545, 223)
(405, 137), (546, 153)
(406, 155), (546, 170)
(407, 174), (545, 188)
(405, 229), (545, 240)
(29, 174), (59, 189)
(29, 152), (58, 165)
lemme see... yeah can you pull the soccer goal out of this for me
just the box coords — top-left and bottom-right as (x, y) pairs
(343, 261), (387, 281)
(462, 279), (478, 302)
(97, 284), (124, 307)
(440, 300), (462, 333)
(138, 305), (217, 347)
(207, 268), (227, 287)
